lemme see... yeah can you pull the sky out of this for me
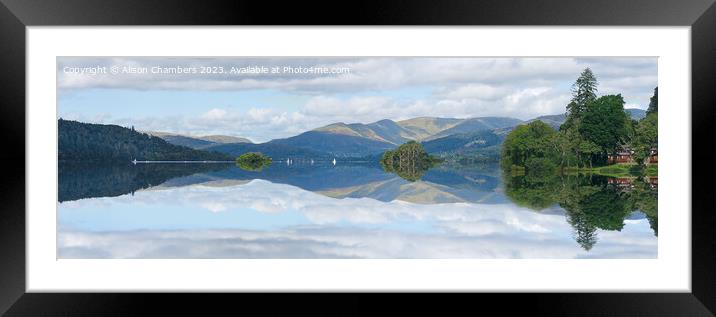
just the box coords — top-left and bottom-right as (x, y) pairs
(57, 57), (657, 143)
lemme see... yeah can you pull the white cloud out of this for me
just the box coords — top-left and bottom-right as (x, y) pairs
(201, 202), (227, 213)
(58, 57), (658, 138)
(440, 83), (509, 101)
(58, 57), (656, 95)
(202, 108), (227, 120)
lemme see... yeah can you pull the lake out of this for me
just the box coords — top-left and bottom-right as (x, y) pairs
(57, 161), (657, 258)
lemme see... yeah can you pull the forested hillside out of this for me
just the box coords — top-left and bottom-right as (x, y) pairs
(58, 119), (232, 161)
(422, 130), (504, 163)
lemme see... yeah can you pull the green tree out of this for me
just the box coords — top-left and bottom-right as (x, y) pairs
(236, 152), (272, 171)
(566, 68), (598, 120)
(579, 94), (630, 163)
(560, 68), (600, 167)
(501, 120), (559, 170)
(380, 141), (439, 181)
(646, 87), (658, 115)
(632, 113), (658, 166)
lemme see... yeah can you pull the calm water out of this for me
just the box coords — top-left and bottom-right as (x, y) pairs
(57, 161), (657, 258)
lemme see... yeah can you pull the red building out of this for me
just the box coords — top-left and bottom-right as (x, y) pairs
(607, 147), (635, 164)
(648, 176), (658, 190)
(607, 147), (658, 164)
(648, 148), (658, 163)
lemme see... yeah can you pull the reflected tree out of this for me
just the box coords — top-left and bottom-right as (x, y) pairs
(566, 211), (598, 251)
(503, 172), (561, 210)
(59, 162), (233, 202)
(630, 177), (658, 236)
(504, 170), (658, 250)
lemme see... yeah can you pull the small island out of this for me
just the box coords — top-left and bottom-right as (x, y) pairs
(236, 152), (272, 171)
(380, 141), (441, 181)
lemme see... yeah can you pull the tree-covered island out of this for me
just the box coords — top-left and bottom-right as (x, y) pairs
(235, 152), (272, 171)
(380, 141), (441, 181)
(501, 68), (658, 177)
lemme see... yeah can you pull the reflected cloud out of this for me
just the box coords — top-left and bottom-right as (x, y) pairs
(58, 179), (657, 259)
(58, 222), (656, 259)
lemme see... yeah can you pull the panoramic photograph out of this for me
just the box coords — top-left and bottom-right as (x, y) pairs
(57, 57), (658, 259)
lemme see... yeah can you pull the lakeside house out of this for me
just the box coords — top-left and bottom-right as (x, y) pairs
(607, 147), (658, 164)
(649, 148), (658, 163)
(648, 176), (658, 191)
(607, 177), (635, 190)
(606, 176), (658, 191)
(607, 147), (634, 164)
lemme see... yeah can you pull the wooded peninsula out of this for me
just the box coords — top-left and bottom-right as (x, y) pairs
(501, 68), (658, 177)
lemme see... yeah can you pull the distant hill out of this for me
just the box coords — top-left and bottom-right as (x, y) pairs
(423, 117), (523, 141)
(144, 131), (252, 149)
(315, 119), (418, 145)
(396, 117), (463, 140)
(160, 135), (217, 149)
(204, 142), (329, 160)
(59, 119), (231, 161)
(422, 130), (504, 154)
(263, 116), (524, 158)
(422, 130), (505, 163)
(625, 108), (646, 120)
(312, 116), (522, 146)
(269, 131), (395, 157)
(200, 135), (252, 144)
(526, 113), (567, 130)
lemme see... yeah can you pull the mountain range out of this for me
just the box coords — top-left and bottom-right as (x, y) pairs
(199, 116), (525, 160)
(61, 108), (647, 162)
(142, 131), (252, 149)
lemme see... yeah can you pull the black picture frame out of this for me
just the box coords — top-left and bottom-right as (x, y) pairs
(1, 0), (714, 315)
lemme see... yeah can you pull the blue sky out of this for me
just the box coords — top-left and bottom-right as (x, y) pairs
(58, 57), (657, 142)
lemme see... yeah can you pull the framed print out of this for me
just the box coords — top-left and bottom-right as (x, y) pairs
(1, 0), (715, 315)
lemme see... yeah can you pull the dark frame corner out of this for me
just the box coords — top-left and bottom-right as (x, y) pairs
(1, 0), (714, 315)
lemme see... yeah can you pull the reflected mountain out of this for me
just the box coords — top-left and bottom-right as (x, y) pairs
(316, 166), (503, 204)
(59, 161), (504, 204)
(162, 162), (504, 204)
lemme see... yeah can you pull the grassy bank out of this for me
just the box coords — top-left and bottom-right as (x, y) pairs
(563, 163), (657, 177)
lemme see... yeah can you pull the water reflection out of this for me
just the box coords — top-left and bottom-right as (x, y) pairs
(58, 162), (657, 258)
(504, 173), (658, 251)
(58, 162), (232, 202)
